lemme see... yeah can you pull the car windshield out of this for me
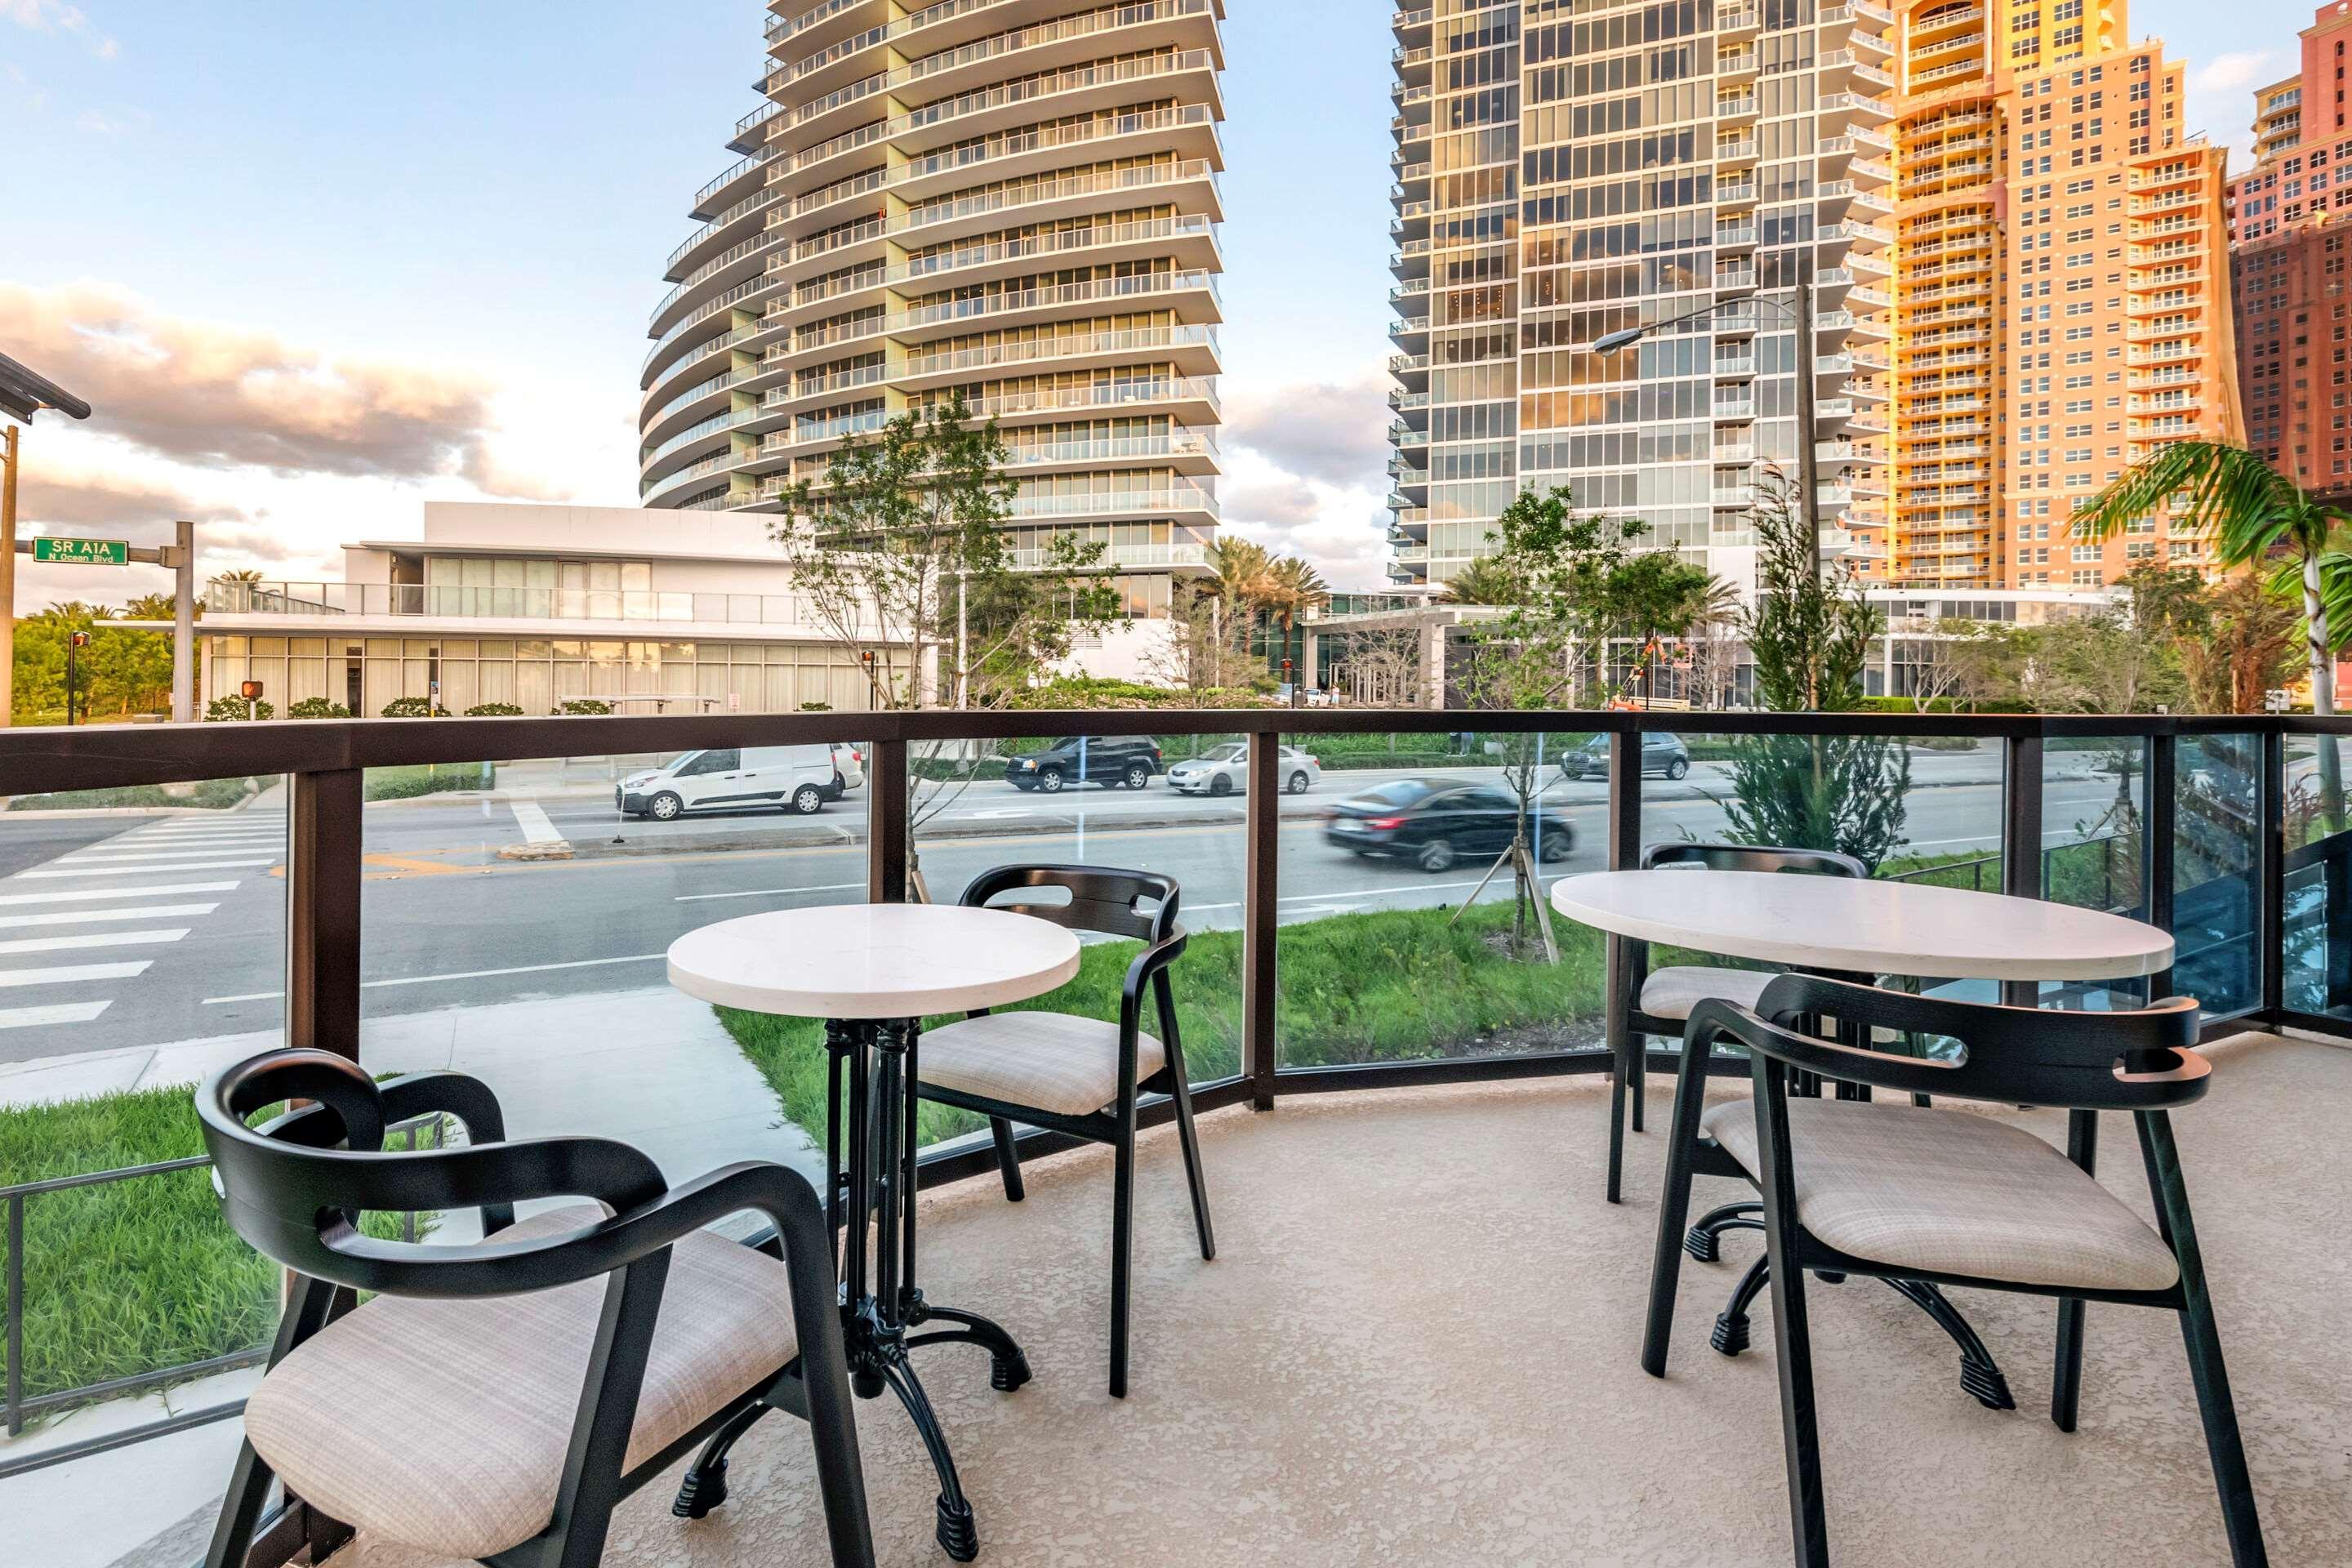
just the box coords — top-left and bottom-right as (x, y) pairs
(1353, 780), (1437, 807)
(1197, 744), (1245, 762)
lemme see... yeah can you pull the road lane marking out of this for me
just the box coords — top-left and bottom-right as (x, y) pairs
(20, 859), (278, 877)
(510, 801), (567, 844)
(0, 903), (219, 929)
(0, 1000), (113, 1030)
(65, 849), (283, 863)
(675, 881), (868, 902)
(0, 928), (189, 956)
(0, 960), (152, 987)
(204, 952), (667, 1004)
(0, 881), (241, 905)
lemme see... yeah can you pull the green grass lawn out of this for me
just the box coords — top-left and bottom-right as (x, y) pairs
(721, 900), (1611, 1152)
(0, 1083), (439, 1423)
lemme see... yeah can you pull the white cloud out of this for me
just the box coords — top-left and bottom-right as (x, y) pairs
(2, 0), (118, 60)
(2189, 50), (2281, 168)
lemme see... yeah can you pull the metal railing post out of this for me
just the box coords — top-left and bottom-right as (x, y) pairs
(2001, 733), (2044, 1008)
(2262, 726), (2286, 1021)
(286, 768), (365, 1059)
(2146, 733), (2177, 1000)
(867, 735), (910, 904)
(1245, 719), (1280, 1110)
(1605, 728), (1642, 1154)
(6, 1192), (22, 1437)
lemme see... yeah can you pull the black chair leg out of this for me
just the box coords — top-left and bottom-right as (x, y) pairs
(1762, 1249), (1829, 1566)
(674, 1401), (771, 1519)
(203, 1440), (276, 1568)
(1685, 1200), (1764, 1263)
(2177, 1289), (2268, 1566)
(987, 1116), (1025, 1202)
(2051, 1298), (2087, 1432)
(1108, 1118), (1136, 1398)
(1711, 1253), (1772, 1357)
(1642, 1031), (1715, 1377)
(1167, 1072), (1216, 1262)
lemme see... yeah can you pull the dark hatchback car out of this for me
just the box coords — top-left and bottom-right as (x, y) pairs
(1005, 735), (1165, 792)
(1557, 731), (1690, 782)
(1323, 778), (1575, 873)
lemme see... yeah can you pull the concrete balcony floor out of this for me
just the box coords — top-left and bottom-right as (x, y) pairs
(337, 1032), (2349, 1567)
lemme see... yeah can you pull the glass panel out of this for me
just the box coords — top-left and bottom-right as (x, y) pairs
(909, 729), (1246, 1158)
(2176, 732), (2264, 1019)
(1277, 728), (1603, 1068)
(2281, 733), (2350, 1018)
(2043, 739), (2144, 915)
(0, 774), (288, 1555)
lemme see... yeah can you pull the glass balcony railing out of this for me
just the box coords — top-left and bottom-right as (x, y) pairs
(200, 581), (817, 627)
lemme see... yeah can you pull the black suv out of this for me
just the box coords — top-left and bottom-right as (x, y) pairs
(1004, 737), (1164, 792)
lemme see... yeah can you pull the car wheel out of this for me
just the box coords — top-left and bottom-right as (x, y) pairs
(1123, 762), (1151, 790)
(648, 792), (684, 822)
(1538, 831), (1571, 863)
(1208, 773), (1233, 798)
(1287, 771), (1310, 795)
(791, 784), (825, 816)
(1665, 758), (1690, 781)
(1416, 838), (1456, 873)
(1037, 767), (1066, 794)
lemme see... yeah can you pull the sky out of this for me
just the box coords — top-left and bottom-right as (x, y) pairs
(0, 0), (2314, 605)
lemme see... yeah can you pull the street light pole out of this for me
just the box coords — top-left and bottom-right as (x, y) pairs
(1793, 278), (1821, 578)
(66, 630), (89, 728)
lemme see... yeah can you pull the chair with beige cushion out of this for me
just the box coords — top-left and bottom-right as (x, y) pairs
(1602, 841), (1868, 1203)
(916, 865), (1214, 1398)
(1642, 974), (2266, 1567)
(196, 1048), (874, 1568)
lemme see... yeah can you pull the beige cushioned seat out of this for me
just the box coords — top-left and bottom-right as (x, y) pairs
(1704, 1098), (2180, 1293)
(1641, 964), (1774, 1022)
(243, 1205), (798, 1561)
(920, 1010), (1166, 1117)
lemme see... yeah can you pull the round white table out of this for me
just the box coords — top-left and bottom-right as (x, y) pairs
(1549, 867), (2174, 1412)
(668, 903), (1081, 1563)
(1548, 869), (2175, 982)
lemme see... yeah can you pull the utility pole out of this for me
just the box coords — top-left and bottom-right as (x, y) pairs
(1, 425), (17, 731)
(66, 630), (89, 727)
(172, 519), (195, 724)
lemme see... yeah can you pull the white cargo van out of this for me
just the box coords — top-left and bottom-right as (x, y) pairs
(617, 745), (854, 821)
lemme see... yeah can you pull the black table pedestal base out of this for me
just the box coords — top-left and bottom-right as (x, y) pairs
(825, 1018), (1027, 1562)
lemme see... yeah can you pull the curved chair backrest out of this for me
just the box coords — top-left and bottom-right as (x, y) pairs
(198, 1049), (668, 1297)
(960, 863), (1178, 943)
(1744, 973), (2211, 1112)
(1643, 841), (1868, 879)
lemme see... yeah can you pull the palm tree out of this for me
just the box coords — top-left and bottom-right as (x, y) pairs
(1436, 555), (1524, 606)
(215, 567), (265, 584)
(1263, 555), (1330, 694)
(2073, 440), (2350, 714)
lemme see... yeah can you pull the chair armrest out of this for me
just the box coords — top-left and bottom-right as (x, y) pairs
(1120, 924), (1189, 1036)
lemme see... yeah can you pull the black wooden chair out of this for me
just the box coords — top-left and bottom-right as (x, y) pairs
(196, 1048), (875, 1568)
(1644, 975), (2266, 1567)
(915, 865), (1215, 1398)
(1602, 841), (1868, 1202)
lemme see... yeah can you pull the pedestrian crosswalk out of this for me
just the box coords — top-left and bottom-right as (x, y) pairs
(0, 811), (284, 1034)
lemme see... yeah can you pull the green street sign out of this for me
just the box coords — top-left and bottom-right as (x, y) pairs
(32, 537), (129, 566)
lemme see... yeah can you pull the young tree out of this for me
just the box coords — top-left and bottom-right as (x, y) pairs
(1606, 551), (1723, 707)
(771, 393), (1120, 894)
(1720, 472), (1912, 871)
(1332, 624), (1428, 707)
(1435, 554), (1525, 607)
(2180, 576), (2299, 715)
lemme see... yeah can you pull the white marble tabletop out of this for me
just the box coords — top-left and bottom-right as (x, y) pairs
(1549, 869), (2174, 982)
(667, 903), (1082, 1020)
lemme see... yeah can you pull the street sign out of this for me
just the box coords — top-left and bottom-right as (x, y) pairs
(32, 537), (128, 566)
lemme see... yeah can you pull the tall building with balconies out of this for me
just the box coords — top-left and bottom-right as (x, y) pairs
(639, 0), (1227, 662)
(1879, 2), (2238, 591)
(1384, 2), (1898, 593)
(2227, 4), (2352, 497)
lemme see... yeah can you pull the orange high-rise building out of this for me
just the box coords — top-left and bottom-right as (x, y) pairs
(1841, 1), (2242, 590)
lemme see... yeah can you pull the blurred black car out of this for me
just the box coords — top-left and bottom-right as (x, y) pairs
(1006, 736), (1164, 792)
(1557, 732), (1690, 782)
(1323, 778), (1575, 873)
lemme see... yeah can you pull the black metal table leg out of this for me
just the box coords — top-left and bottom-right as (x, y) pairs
(813, 1017), (1030, 1562)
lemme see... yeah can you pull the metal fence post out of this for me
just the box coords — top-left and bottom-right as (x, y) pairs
(867, 734), (910, 905)
(1604, 728), (1642, 1166)
(2146, 733), (2177, 1001)
(2262, 726), (2286, 1021)
(2001, 733), (2044, 1009)
(1245, 721), (1280, 1110)
(286, 768), (364, 1059)
(6, 1192), (22, 1437)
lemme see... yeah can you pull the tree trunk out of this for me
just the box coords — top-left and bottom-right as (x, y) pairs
(2307, 550), (2345, 831)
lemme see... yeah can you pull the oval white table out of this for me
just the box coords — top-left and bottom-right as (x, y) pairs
(669, 904), (1081, 1563)
(1548, 868), (2174, 1411)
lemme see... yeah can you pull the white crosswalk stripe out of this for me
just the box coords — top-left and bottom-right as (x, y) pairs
(0, 814), (283, 1038)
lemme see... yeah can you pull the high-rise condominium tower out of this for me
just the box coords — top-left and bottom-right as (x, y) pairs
(1873, 0), (2237, 593)
(639, 0), (1226, 632)
(1386, 1), (1897, 592)
(2227, 3), (2352, 496)
(1386, 0), (2240, 595)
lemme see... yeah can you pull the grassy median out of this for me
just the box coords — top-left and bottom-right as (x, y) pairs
(721, 900), (1612, 1152)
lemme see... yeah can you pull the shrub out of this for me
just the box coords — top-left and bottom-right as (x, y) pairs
(286, 697), (350, 719)
(380, 696), (449, 719)
(363, 764), (497, 801)
(204, 694), (274, 722)
(798, 701), (833, 712)
(557, 698), (612, 715)
(464, 702), (524, 717)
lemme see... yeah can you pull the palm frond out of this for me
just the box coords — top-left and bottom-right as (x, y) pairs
(2070, 440), (2305, 565)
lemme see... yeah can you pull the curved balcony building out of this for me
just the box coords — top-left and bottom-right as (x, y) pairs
(639, 0), (1227, 633)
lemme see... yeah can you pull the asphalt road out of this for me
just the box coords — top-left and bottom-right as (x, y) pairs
(0, 742), (2141, 1064)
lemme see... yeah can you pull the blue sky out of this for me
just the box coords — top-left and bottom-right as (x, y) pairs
(0, 0), (2313, 597)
